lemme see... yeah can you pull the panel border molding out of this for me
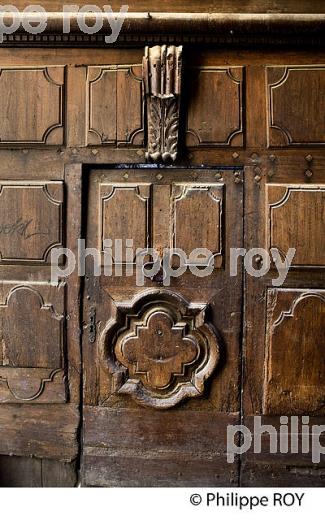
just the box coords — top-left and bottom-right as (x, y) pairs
(0, 66), (65, 146)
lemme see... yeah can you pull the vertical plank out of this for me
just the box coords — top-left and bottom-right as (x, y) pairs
(65, 163), (83, 405)
(66, 66), (87, 148)
(152, 184), (171, 256)
(0, 456), (78, 487)
(42, 459), (78, 487)
(246, 66), (267, 149)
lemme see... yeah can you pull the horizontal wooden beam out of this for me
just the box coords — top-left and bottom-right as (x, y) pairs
(2, 12), (325, 45)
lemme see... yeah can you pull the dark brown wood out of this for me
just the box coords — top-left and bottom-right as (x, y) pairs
(0, 404), (79, 460)
(264, 289), (325, 415)
(0, 7), (324, 487)
(83, 407), (239, 486)
(82, 167), (243, 485)
(0, 456), (77, 487)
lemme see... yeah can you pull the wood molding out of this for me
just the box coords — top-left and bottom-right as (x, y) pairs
(267, 66), (325, 147)
(263, 288), (325, 415)
(0, 67), (64, 145)
(87, 65), (144, 147)
(267, 184), (325, 267)
(186, 67), (243, 148)
(99, 290), (220, 409)
(0, 181), (64, 263)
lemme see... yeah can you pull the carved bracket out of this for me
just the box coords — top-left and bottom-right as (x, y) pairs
(100, 290), (220, 409)
(143, 45), (183, 163)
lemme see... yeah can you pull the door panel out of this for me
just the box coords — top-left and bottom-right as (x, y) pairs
(82, 167), (243, 486)
(100, 183), (152, 262)
(171, 183), (223, 266)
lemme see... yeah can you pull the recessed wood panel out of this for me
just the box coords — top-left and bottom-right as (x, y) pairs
(0, 181), (64, 263)
(87, 65), (144, 146)
(267, 184), (325, 267)
(0, 283), (66, 404)
(0, 67), (64, 145)
(171, 183), (223, 266)
(264, 288), (325, 415)
(186, 67), (243, 147)
(100, 183), (151, 262)
(267, 66), (325, 146)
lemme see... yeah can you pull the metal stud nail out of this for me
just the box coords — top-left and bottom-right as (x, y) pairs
(305, 169), (313, 179)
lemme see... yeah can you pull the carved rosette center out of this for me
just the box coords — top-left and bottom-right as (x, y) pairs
(143, 45), (183, 163)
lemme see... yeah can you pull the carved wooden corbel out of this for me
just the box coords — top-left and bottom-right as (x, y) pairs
(143, 45), (183, 163)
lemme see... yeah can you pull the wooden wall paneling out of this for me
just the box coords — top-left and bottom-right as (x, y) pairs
(0, 149), (65, 181)
(267, 66), (325, 147)
(87, 65), (144, 147)
(246, 65), (267, 149)
(263, 288), (325, 415)
(243, 162), (325, 417)
(87, 66), (116, 145)
(117, 65), (144, 146)
(66, 66), (87, 148)
(0, 66), (65, 146)
(0, 181), (63, 264)
(0, 282), (66, 404)
(267, 184), (325, 267)
(186, 66), (244, 147)
(0, 43), (323, 487)
(0, 165), (81, 482)
(242, 161), (325, 485)
(0, 455), (42, 487)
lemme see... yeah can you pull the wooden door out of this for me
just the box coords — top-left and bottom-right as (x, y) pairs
(82, 166), (243, 486)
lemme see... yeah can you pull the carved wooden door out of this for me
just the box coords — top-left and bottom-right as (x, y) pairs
(82, 166), (243, 486)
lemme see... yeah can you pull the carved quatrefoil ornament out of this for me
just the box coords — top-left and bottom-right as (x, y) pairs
(100, 291), (220, 409)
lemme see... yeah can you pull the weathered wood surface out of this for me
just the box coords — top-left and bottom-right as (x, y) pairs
(0, 39), (324, 487)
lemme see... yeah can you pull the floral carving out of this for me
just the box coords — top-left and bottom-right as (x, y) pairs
(143, 45), (182, 163)
(100, 291), (220, 409)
